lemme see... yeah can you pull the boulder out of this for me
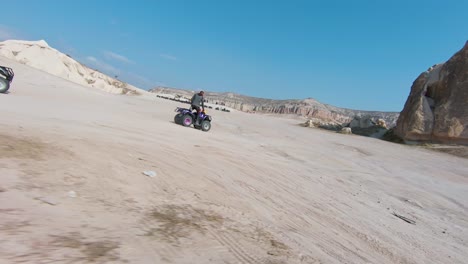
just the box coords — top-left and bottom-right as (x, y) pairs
(376, 119), (387, 128)
(303, 120), (315, 128)
(395, 41), (468, 145)
(341, 127), (352, 134)
(349, 116), (375, 129)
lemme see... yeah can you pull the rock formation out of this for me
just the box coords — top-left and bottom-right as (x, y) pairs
(340, 127), (352, 134)
(376, 119), (387, 129)
(349, 116), (375, 129)
(395, 41), (468, 145)
(303, 120), (315, 128)
(0, 40), (144, 95)
(346, 116), (389, 138)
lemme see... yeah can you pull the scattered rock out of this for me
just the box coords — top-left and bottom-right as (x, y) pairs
(68, 191), (77, 198)
(143, 171), (157, 178)
(402, 198), (424, 209)
(392, 212), (416, 225)
(346, 116), (390, 138)
(35, 197), (58, 206)
(340, 127), (352, 134)
(376, 118), (387, 128)
(303, 120), (315, 128)
(349, 116), (374, 129)
(317, 122), (343, 131)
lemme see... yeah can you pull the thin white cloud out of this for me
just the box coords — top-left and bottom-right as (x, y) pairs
(125, 72), (163, 89)
(127, 73), (152, 85)
(84, 56), (161, 89)
(86, 56), (98, 62)
(85, 56), (121, 75)
(159, 53), (178, 61)
(0, 25), (17, 41)
(103, 51), (134, 64)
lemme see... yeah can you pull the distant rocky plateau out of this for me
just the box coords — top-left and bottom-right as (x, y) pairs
(149, 87), (400, 131)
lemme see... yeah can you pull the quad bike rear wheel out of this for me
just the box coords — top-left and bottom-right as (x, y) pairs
(0, 78), (9, 93)
(174, 114), (183, 124)
(181, 114), (193, 127)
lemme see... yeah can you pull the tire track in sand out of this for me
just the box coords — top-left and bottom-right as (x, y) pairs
(208, 229), (262, 264)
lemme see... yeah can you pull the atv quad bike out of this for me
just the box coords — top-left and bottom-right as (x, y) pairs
(174, 106), (212, 132)
(0, 66), (14, 93)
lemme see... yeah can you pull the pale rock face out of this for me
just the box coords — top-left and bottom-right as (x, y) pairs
(395, 41), (468, 145)
(340, 127), (352, 134)
(0, 39), (144, 95)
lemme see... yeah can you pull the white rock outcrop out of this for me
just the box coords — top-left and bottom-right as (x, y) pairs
(0, 39), (144, 94)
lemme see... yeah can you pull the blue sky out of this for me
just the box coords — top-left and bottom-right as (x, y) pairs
(1, 0), (467, 111)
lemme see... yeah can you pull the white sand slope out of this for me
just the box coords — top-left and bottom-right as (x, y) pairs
(0, 40), (146, 94)
(0, 56), (467, 264)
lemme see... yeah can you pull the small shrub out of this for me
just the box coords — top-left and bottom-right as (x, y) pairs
(381, 128), (404, 143)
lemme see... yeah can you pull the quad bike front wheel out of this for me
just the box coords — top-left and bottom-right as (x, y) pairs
(181, 114), (193, 127)
(0, 78), (9, 93)
(200, 120), (211, 132)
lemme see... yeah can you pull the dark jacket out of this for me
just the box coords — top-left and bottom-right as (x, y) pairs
(191, 93), (204, 108)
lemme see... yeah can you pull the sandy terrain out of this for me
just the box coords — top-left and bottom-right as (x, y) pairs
(1, 56), (467, 264)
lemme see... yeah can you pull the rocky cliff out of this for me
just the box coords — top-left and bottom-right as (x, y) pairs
(395, 41), (468, 145)
(150, 87), (400, 127)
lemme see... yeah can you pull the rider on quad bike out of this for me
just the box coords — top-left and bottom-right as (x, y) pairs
(190, 90), (205, 126)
